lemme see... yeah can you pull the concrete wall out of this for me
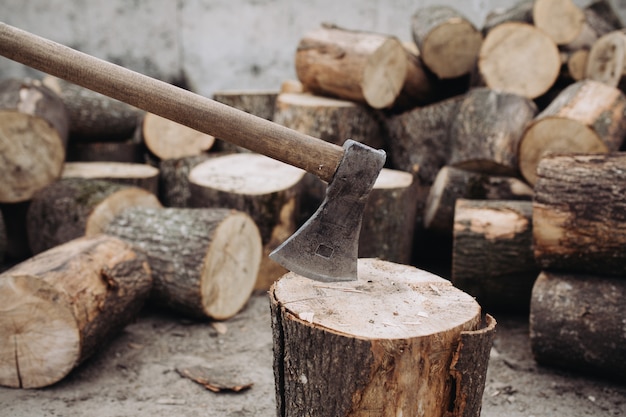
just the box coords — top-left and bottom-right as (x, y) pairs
(1, 0), (624, 98)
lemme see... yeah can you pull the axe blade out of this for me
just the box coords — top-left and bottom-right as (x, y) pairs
(270, 140), (386, 282)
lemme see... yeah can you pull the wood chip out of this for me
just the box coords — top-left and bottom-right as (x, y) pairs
(176, 366), (253, 393)
(211, 322), (228, 335)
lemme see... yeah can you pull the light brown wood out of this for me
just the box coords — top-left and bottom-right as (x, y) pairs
(188, 153), (306, 291)
(533, 0), (586, 45)
(0, 234), (152, 388)
(481, 0), (533, 34)
(0, 78), (68, 203)
(424, 166), (533, 234)
(104, 207), (261, 319)
(411, 5), (483, 79)
(26, 177), (161, 255)
(295, 24), (407, 109)
(449, 87), (537, 175)
(478, 22), (560, 99)
(586, 30), (626, 91)
(533, 153), (626, 276)
(42, 75), (142, 141)
(530, 270), (626, 379)
(392, 42), (439, 110)
(566, 48), (589, 81)
(519, 80), (626, 184)
(141, 112), (215, 160)
(62, 161), (160, 194)
(270, 258), (495, 417)
(273, 92), (385, 149)
(359, 168), (418, 264)
(452, 199), (537, 312)
(0, 23), (344, 182)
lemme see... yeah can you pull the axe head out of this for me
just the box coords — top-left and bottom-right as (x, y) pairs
(270, 139), (386, 282)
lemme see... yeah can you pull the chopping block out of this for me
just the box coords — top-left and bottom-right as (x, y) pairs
(270, 258), (496, 417)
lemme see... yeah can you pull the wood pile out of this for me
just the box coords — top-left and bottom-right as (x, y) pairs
(1, 0), (624, 394)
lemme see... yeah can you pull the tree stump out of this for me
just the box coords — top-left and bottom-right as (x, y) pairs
(477, 22), (560, 99)
(26, 178), (161, 255)
(42, 75), (142, 141)
(411, 5), (483, 79)
(189, 153), (306, 291)
(270, 258), (496, 417)
(385, 95), (465, 185)
(62, 161), (160, 194)
(449, 88), (537, 175)
(533, 153), (626, 276)
(104, 207), (261, 319)
(586, 30), (626, 91)
(519, 80), (626, 185)
(272, 92), (385, 149)
(452, 199), (538, 312)
(530, 270), (626, 380)
(0, 78), (69, 203)
(532, 0), (586, 46)
(295, 24), (407, 109)
(359, 168), (418, 264)
(0, 234), (152, 388)
(424, 166), (533, 234)
(139, 112), (215, 160)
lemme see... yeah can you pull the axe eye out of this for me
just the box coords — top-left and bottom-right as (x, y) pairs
(315, 244), (334, 259)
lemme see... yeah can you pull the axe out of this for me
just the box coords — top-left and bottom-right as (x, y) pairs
(0, 22), (385, 282)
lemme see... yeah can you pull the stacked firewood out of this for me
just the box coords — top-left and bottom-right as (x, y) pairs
(1, 0), (625, 389)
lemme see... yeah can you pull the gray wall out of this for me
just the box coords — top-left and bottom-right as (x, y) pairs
(1, 0), (624, 98)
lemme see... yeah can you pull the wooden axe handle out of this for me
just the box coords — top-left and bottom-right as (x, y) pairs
(0, 22), (343, 182)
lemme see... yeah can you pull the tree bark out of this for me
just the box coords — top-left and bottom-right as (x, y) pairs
(449, 88), (537, 176)
(530, 270), (626, 380)
(158, 153), (214, 207)
(295, 24), (407, 109)
(481, 1), (533, 34)
(0, 234), (152, 388)
(478, 22), (560, 99)
(273, 92), (385, 149)
(359, 168), (418, 264)
(61, 161), (160, 194)
(519, 80), (626, 185)
(104, 207), (261, 319)
(411, 5), (483, 79)
(189, 153), (306, 291)
(390, 42), (439, 111)
(139, 112), (215, 160)
(385, 95), (464, 185)
(533, 153), (626, 276)
(270, 258), (495, 417)
(42, 75), (142, 141)
(586, 30), (626, 91)
(424, 166), (533, 234)
(452, 199), (538, 312)
(26, 178), (161, 255)
(0, 78), (68, 203)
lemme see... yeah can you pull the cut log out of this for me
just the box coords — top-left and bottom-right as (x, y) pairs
(0, 234), (152, 388)
(65, 139), (144, 163)
(449, 88), (537, 175)
(270, 258), (496, 417)
(295, 24), (407, 109)
(359, 168), (418, 264)
(188, 153), (306, 291)
(272, 92), (385, 149)
(564, 48), (589, 81)
(411, 5), (483, 79)
(42, 75), (142, 141)
(532, 0), (586, 45)
(452, 199), (538, 312)
(385, 95), (464, 185)
(530, 270), (626, 380)
(481, 1), (533, 34)
(104, 207), (261, 320)
(586, 30), (626, 91)
(519, 80), (626, 185)
(139, 112), (215, 160)
(62, 161), (160, 194)
(533, 153), (626, 276)
(26, 178), (161, 255)
(478, 22), (560, 99)
(0, 78), (68, 203)
(424, 166), (533, 235)
(391, 42), (439, 110)
(158, 153), (213, 207)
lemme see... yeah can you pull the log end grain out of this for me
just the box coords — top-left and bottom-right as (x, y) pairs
(586, 30), (626, 88)
(361, 37), (408, 108)
(532, 0), (586, 45)
(142, 112), (215, 160)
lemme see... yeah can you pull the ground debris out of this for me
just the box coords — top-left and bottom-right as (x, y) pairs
(177, 365), (254, 393)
